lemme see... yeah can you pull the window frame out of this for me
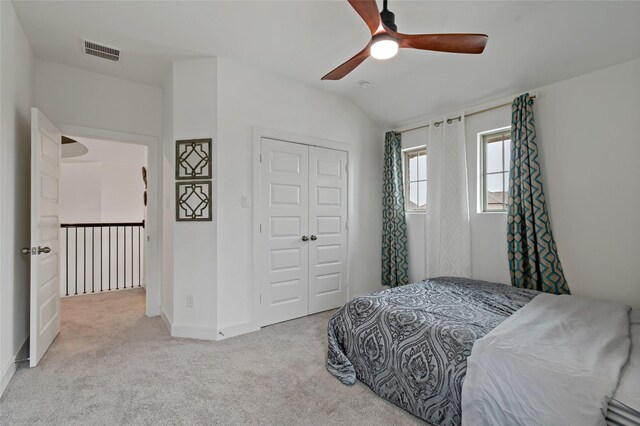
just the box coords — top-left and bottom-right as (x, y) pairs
(402, 146), (427, 213)
(479, 127), (511, 213)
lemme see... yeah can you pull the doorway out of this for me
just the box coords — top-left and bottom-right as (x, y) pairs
(59, 137), (147, 299)
(26, 110), (161, 368)
(58, 124), (161, 319)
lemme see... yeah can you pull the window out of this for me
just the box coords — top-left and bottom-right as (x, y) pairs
(480, 129), (511, 212)
(404, 148), (427, 212)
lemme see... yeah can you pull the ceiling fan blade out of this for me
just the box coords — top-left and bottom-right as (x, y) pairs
(397, 33), (488, 54)
(348, 0), (381, 35)
(321, 44), (371, 80)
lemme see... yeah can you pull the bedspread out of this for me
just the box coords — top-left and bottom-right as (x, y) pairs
(326, 277), (538, 425)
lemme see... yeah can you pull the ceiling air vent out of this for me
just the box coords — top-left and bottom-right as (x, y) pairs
(82, 39), (120, 62)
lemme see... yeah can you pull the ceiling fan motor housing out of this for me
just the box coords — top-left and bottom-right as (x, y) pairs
(380, 8), (397, 32)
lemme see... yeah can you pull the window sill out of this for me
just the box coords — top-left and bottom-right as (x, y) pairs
(406, 211), (426, 215)
(477, 211), (507, 215)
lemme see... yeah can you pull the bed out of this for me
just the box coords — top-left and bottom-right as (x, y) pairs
(326, 277), (634, 426)
(606, 310), (640, 425)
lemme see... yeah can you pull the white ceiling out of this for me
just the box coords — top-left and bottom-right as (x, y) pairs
(14, 1), (640, 127)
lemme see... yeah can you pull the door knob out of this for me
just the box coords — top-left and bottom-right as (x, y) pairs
(301, 235), (309, 242)
(310, 235), (317, 241)
(21, 248), (32, 255)
(37, 246), (51, 255)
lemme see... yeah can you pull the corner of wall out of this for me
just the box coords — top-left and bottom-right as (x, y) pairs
(160, 65), (175, 329)
(0, 0), (35, 396)
(164, 57), (218, 340)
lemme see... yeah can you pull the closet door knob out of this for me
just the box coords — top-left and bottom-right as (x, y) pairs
(301, 235), (309, 242)
(310, 235), (317, 241)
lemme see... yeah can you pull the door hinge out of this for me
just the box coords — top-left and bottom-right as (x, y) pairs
(259, 224), (262, 233)
(345, 221), (348, 230)
(260, 293), (262, 303)
(259, 153), (262, 163)
(345, 162), (349, 173)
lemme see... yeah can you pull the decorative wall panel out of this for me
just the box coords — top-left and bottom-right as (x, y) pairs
(176, 181), (212, 221)
(175, 138), (212, 180)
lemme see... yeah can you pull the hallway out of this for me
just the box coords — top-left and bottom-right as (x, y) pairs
(0, 290), (418, 425)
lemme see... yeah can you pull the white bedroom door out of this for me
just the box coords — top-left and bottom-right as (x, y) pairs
(308, 147), (348, 314)
(29, 107), (62, 367)
(260, 138), (310, 326)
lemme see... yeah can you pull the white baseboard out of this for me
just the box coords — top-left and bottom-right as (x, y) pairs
(216, 321), (260, 340)
(160, 312), (259, 341)
(0, 359), (17, 397)
(171, 323), (219, 340)
(0, 335), (27, 397)
(160, 309), (218, 340)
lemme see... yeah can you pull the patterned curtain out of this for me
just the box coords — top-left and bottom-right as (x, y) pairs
(507, 94), (570, 295)
(381, 131), (409, 287)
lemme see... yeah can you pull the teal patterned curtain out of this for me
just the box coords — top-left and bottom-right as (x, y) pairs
(507, 94), (570, 295)
(382, 131), (409, 287)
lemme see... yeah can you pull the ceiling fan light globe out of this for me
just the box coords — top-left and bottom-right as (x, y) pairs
(371, 38), (398, 60)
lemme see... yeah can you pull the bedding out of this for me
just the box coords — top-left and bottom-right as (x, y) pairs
(461, 293), (631, 426)
(326, 277), (538, 425)
(606, 309), (640, 425)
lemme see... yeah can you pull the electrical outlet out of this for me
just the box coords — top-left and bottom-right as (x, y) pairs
(186, 295), (194, 308)
(240, 195), (250, 208)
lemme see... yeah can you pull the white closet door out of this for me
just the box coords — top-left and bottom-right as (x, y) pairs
(260, 138), (309, 326)
(308, 147), (348, 314)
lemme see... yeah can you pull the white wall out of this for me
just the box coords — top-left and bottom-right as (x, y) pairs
(216, 57), (383, 335)
(0, 0), (34, 394)
(100, 162), (146, 223)
(60, 161), (146, 223)
(161, 58), (218, 339)
(405, 58), (640, 309)
(34, 59), (162, 138)
(60, 163), (102, 222)
(533, 59), (640, 308)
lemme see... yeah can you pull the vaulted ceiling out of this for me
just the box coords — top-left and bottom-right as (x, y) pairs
(14, 1), (640, 127)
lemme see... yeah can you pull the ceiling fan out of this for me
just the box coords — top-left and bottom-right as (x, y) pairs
(322, 0), (488, 80)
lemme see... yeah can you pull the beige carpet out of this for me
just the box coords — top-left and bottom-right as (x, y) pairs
(0, 289), (422, 425)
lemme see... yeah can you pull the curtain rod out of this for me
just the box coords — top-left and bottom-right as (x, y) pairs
(398, 95), (537, 134)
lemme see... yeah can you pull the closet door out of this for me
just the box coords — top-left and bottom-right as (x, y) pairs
(260, 138), (309, 326)
(308, 147), (348, 314)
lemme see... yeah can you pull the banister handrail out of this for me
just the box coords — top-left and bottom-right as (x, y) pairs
(60, 221), (145, 228)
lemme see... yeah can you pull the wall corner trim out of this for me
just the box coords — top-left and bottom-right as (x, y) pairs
(160, 308), (173, 335)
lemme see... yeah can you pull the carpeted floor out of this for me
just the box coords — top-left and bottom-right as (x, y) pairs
(0, 289), (422, 425)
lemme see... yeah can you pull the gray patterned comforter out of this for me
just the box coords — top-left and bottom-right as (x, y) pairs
(326, 277), (538, 425)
